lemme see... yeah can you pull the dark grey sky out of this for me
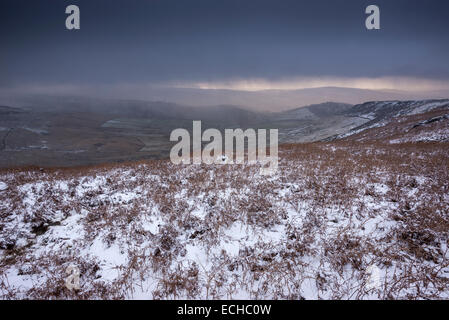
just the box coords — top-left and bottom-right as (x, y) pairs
(1, 0), (449, 89)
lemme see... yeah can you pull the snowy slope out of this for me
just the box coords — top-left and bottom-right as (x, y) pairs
(330, 99), (449, 141)
(1, 141), (448, 300)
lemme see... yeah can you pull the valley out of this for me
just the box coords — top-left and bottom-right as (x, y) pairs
(1, 97), (447, 168)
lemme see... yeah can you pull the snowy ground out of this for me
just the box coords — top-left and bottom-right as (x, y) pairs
(1, 140), (448, 300)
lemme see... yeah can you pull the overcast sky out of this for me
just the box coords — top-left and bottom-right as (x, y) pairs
(1, 0), (449, 95)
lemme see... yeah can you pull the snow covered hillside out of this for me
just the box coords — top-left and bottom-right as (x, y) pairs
(337, 104), (449, 144)
(331, 99), (449, 141)
(1, 139), (448, 299)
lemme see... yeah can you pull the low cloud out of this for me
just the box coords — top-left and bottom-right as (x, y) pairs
(1, 76), (449, 112)
(176, 76), (449, 92)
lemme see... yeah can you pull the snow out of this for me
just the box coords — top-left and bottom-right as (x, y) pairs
(339, 99), (449, 140)
(390, 127), (449, 144)
(0, 182), (7, 191)
(409, 101), (448, 115)
(0, 139), (448, 300)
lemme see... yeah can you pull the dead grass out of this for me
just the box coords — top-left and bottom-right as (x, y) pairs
(0, 139), (448, 299)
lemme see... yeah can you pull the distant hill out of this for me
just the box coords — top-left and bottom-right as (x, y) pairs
(0, 106), (25, 115)
(1, 95), (269, 126)
(276, 102), (353, 120)
(3, 86), (448, 112)
(1, 95), (448, 167)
